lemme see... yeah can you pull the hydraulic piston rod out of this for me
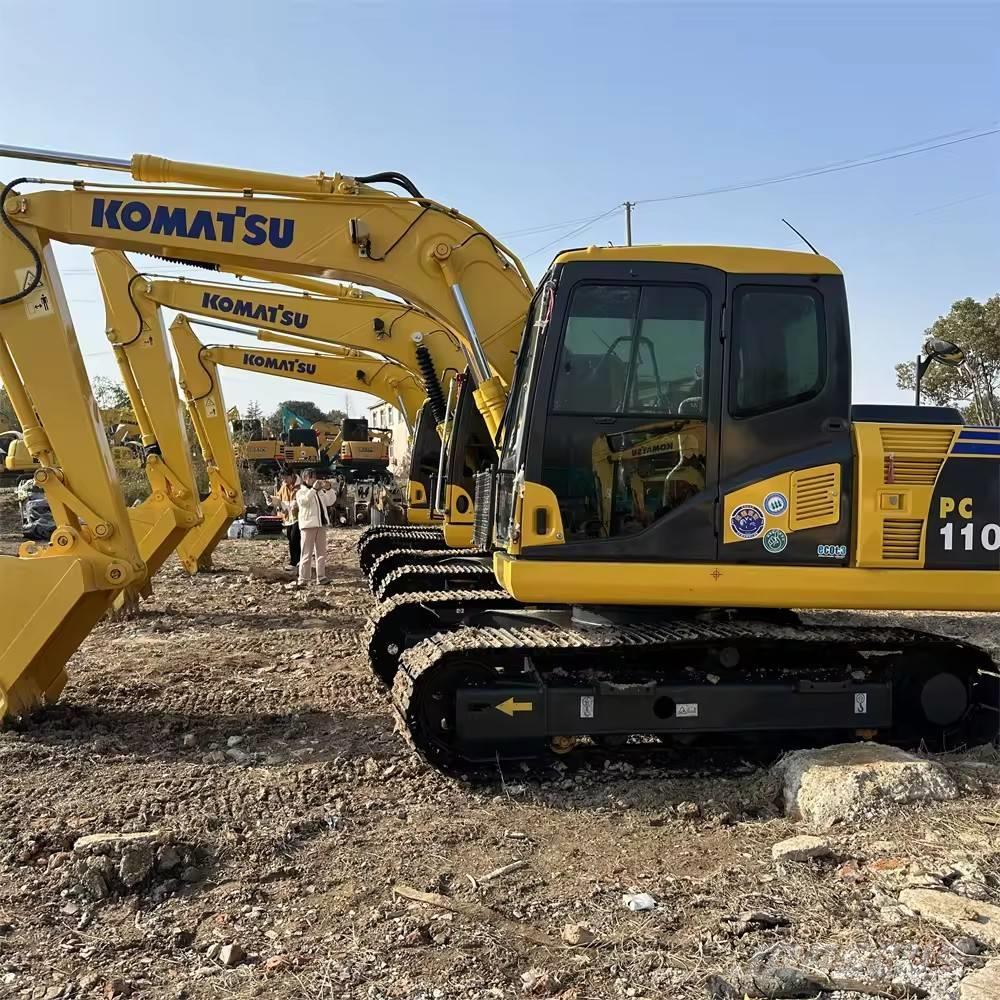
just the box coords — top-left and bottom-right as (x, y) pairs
(0, 145), (131, 172)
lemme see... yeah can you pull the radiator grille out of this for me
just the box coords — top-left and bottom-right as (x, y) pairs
(882, 519), (922, 561)
(790, 466), (840, 529)
(880, 427), (954, 485)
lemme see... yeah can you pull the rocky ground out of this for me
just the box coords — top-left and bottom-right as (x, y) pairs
(0, 514), (999, 999)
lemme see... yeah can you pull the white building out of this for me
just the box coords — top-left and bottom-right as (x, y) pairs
(367, 401), (411, 475)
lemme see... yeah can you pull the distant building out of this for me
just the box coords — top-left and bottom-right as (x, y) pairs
(367, 401), (410, 475)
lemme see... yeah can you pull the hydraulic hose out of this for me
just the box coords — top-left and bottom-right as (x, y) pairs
(415, 346), (446, 424)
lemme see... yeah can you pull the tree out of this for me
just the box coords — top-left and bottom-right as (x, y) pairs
(266, 399), (329, 433)
(90, 375), (131, 412)
(0, 388), (20, 431)
(326, 407), (347, 424)
(895, 294), (1000, 425)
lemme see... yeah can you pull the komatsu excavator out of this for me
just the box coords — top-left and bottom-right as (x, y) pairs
(134, 268), (470, 527)
(3, 148), (996, 773)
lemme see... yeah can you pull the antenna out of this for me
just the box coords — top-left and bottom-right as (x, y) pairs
(781, 218), (820, 255)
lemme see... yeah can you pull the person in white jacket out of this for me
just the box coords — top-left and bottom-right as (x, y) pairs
(295, 469), (335, 586)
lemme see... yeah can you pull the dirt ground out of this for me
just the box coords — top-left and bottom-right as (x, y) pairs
(2, 511), (1000, 999)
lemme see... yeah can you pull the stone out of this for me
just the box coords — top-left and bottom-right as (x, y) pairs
(961, 960), (1000, 1000)
(181, 734), (197, 748)
(218, 943), (244, 967)
(263, 955), (291, 973)
(773, 743), (959, 829)
(206, 944), (221, 960)
(225, 748), (249, 764)
(521, 968), (562, 996)
(73, 831), (159, 854)
(900, 889), (1000, 948)
(180, 866), (203, 884)
(675, 801), (701, 818)
(226, 736), (244, 748)
(118, 843), (154, 888)
(155, 845), (182, 873)
(771, 835), (832, 863)
(202, 751), (226, 764)
(561, 922), (595, 946)
(104, 980), (131, 1000)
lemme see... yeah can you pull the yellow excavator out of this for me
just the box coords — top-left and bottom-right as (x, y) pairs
(133, 267), (469, 527)
(3, 147), (994, 774)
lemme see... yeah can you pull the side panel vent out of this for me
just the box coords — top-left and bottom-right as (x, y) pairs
(790, 464), (840, 530)
(882, 519), (922, 561)
(472, 470), (496, 552)
(880, 427), (954, 485)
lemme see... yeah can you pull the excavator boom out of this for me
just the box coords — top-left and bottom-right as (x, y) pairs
(94, 250), (203, 596)
(0, 216), (144, 717)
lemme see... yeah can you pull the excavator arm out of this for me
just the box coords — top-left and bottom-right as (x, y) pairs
(0, 212), (144, 717)
(196, 341), (426, 425)
(167, 316), (425, 567)
(94, 250), (203, 595)
(1, 148), (533, 435)
(166, 316), (244, 572)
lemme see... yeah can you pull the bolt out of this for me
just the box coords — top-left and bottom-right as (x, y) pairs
(432, 242), (451, 261)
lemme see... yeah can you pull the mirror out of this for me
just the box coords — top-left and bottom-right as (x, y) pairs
(924, 338), (965, 367)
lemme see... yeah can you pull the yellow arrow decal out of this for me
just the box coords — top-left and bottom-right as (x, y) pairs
(495, 697), (534, 717)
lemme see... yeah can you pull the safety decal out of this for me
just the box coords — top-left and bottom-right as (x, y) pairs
(730, 504), (765, 539)
(817, 544), (848, 559)
(762, 528), (788, 554)
(676, 703), (699, 718)
(16, 267), (52, 321)
(763, 491), (788, 517)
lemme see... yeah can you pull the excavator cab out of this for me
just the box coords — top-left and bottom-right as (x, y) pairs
(488, 248), (853, 577)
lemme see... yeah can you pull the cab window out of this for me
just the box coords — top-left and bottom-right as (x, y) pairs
(730, 287), (825, 417)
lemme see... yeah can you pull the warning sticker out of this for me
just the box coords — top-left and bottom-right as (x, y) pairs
(579, 695), (594, 719)
(676, 702), (699, 718)
(204, 398), (218, 419)
(15, 267), (52, 321)
(854, 693), (868, 715)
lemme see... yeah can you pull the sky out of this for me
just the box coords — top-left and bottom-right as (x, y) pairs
(1, 0), (997, 420)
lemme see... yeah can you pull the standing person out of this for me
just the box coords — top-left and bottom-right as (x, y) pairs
(295, 469), (334, 586)
(271, 469), (300, 569)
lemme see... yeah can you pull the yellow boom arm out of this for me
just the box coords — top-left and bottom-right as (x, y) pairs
(142, 272), (467, 417)
(0, 217), (144, 717)
(94, 250), (203, 593)
(197, 340), (426, 426)
(3, 150), (533, 434)
(166, 316), (244, 572)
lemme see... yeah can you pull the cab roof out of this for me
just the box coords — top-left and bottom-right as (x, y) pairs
(552, 244), (842, 276)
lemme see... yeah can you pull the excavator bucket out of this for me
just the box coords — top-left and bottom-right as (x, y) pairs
(168, 316), (244, 572)
(94, 251), (203, 602)
(0, 216), (144, 718)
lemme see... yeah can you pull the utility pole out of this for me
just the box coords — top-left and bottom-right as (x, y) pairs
(623, 202), (634, 246)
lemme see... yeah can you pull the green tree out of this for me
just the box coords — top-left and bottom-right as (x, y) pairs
(895, 294), (1000, 425)
(90, 375), (132, 412)
(244, 399), (264, 422)
(266, 400), (328, 433)
(326, 407), (347, 424)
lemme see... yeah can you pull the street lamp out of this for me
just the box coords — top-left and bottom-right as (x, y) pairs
(915, 338), (965, 406)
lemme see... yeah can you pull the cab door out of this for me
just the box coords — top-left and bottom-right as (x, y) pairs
(717, 274), (853, 565)
(521, 259), (727, 564)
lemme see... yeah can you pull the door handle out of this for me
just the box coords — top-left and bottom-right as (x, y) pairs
(822, 417), (848, 433)
(593, 416), (617, 425)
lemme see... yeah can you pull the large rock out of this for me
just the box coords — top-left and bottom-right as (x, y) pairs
(961, 960), (1000, 1000)
(773, 743), (959, 829)
(900, 889), (1000, 949)
(771, 835), (831, 863)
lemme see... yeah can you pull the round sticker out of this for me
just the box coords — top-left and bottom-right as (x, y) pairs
(730, 503), (765, 540)
(763, 492), (788, 517)
(763, 528), (788, 554)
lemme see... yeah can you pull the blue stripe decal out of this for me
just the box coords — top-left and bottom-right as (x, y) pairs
(952, 443), (1000, 456)
(960, 430), (1000, 440)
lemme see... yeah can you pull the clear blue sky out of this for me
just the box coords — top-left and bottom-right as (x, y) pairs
(3, 0), (997, 417)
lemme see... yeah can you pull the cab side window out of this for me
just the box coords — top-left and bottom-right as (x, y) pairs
(730, 287), (825, 417)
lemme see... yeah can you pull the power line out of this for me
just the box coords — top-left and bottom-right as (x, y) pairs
(520, 205), (623, 261)
(634, 125), (1000, 207)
